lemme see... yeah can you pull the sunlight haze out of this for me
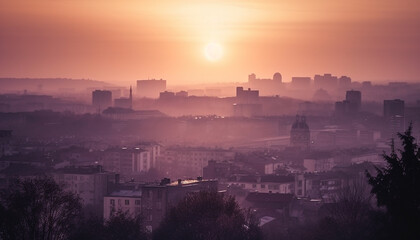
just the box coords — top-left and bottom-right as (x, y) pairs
(0, 0), (419, 85)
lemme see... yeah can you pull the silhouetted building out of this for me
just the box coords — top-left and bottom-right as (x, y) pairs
(175, 91), (188, 97)
(291, 77), (311, 89)
(0, 130), (12, 158)
(236, 87), (259, 103)
(137, 79), (166, 98)
(248, 72), (282, 95)
(290, 115), (310, 150)
(384, 99), (405, 138)
(338, 76), (352, 89)
(345, 90), (361, 112)
(114, 86), (133, 109)
(362, 81), (372, 88)
(314, 74), (338, 90)
(159, 91), (175, 100)
(92, 90), (112, 112)
(141, 179), (218, 230)
(335, 100), (351, 116)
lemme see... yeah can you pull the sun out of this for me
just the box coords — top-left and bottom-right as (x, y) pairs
(204, 42), (223, 62)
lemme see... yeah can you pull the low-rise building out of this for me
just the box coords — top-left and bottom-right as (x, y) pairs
(228, 175), (295, 194)
(104, 189), (142, 220)
(160, 147), (235, 178)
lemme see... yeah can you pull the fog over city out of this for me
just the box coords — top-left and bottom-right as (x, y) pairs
(1, 1), (420, 240)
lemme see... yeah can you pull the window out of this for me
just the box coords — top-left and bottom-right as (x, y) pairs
(261, 184), (265, 189)
(252, 184), (256, 188)
(125, 200), (130, 205)
(135, 200), (141, 205)
(110, 199), (115, 205)
(157, 190), (162, 199)
(298, 180), (302, 187)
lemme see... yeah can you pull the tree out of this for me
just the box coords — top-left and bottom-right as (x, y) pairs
(105, 210), (149, 240)
(367, 124), (420, 239)
(314, 176), (377, 240)
(69, 210), (150, 240)
(153, 191), (263, 240)
(0, 177), (81, 240)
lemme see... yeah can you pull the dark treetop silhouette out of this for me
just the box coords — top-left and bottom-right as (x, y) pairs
(153, 191), (263, 240)
(367, 124), (420, 240)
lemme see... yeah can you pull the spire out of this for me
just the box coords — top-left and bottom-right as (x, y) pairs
(129, 86), (133, 109)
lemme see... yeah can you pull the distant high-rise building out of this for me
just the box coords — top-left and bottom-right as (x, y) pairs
(247, 72), (282, 95)
(362, 81), (372, 88)
(137, 79), (166, 98)
(384, 99), (405, 138)
(345, 90), (361, 112)
(314, 74), (338, 89)
(290, 115), (310, 150)
(92, 90), (112, 112)
(338, 76), (352, 89)
(291, 77), (311, 89)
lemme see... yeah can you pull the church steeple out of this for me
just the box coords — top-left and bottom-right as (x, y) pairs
(129, 86), (133, 109)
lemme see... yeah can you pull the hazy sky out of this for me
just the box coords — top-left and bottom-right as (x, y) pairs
(1, 0), (419, 85)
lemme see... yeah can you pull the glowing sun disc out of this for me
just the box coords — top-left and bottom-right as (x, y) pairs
(204, 42), (223, 61)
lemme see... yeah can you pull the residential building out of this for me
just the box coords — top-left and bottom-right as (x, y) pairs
(104, 189), (142, 220)
(52, 166), (116, 216)
(227, 175), (295, 194)
(160, 147), (235, 178)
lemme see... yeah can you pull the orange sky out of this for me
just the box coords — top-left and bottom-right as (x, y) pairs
(1, 0), (419, 85)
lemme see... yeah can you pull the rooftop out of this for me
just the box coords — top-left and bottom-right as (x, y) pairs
(108, 190), (142, 197)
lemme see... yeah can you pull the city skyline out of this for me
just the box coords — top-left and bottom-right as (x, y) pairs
(1, 0), (420, 85)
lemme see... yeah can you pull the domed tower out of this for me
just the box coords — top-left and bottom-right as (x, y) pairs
(290, 115), (310, 150)
(273, 72), (282, 83)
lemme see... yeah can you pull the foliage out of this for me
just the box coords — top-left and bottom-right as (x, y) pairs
(367, 124), (420, 239)
(69, 210), (150, 240)
(0, 177), (81, 240)
(105, 210), (149, 240)
(153, 191), (263, 240)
